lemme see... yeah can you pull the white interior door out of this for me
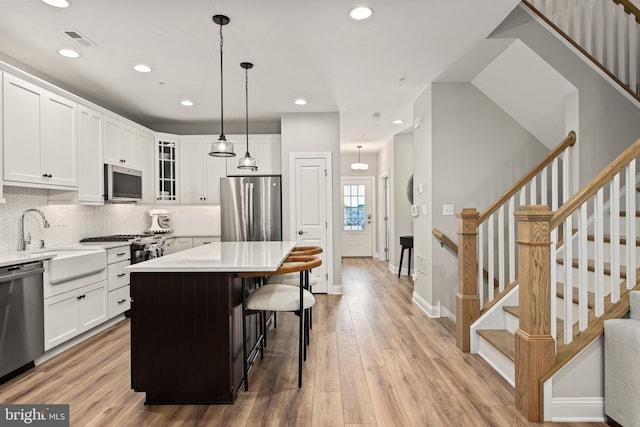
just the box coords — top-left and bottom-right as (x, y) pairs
(341, 177), (374, 257)
(292, 156), (329, 293)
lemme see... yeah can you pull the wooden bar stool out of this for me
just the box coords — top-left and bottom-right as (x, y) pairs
(238, 254), (322, 390)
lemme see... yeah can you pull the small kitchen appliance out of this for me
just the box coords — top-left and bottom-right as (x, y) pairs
(148, 209), (171, 234)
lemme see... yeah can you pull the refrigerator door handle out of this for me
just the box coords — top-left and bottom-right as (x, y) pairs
(247, 182), (254, 239)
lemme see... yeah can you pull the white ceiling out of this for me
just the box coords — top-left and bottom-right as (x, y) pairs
(0, 0), (520, 153)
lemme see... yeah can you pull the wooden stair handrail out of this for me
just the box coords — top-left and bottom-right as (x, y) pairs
(522, 1), (640, 104)
(551, 137), (640, 229)
(478, 131), (576, 224)
(613, 0), (640, 23)
(432, 228), (457, 252)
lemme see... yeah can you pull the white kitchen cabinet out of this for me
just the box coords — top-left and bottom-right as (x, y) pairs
(136, 129), (155, 204)
(193, 236), (220, 246)
(3, 73), (78, 188)
(44, 280), (108, 351)
(180, 136), (227, 204)
(77, 105), (104, 204)
(104, 115), (137, 167)
(155, 133), (179, 203)
(106, 245), (131, 319)
(226, 134), (281, 176)
(163, 237), (193, 255)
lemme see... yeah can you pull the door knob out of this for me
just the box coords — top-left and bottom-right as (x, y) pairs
(297, 230), (304, 235)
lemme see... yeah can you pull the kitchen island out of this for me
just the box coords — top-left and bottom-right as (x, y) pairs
(127, 241), (298, 404)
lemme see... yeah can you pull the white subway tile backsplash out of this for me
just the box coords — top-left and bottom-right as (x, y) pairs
(0, 186), (221, 251)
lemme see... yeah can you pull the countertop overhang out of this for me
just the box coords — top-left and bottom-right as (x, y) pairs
(126, 241), (299, 273)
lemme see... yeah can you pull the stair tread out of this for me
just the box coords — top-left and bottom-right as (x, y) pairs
(583, 231), (640, 246)
(503, 306), (519, 317)
(477, 329), (515, 362)
(619, 210), (640, 217)
(556, 258), (627, 279)
(555, 282), (596, 309)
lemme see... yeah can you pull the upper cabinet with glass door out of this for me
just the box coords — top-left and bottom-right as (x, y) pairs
(226, 134), (281, 176)
(155, 133), (178, 203)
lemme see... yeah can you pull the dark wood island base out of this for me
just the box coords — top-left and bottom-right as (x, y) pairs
(130, 271), (258, 404)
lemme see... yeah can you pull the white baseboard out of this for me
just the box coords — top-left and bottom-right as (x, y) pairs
(440, 304), (456, 323)
(476, 334), (515, 387)
(35, 315), (126, 365)
(330, 284), (344, 295)
(549, 397), (605, 422)
(412, 291), (440, 318)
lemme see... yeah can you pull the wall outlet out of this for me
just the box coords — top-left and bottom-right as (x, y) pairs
(421, 205), (427, 216)
(416, 184), (423, 194)
(442, 204), (455, 216)
(411, 205), (419, 216)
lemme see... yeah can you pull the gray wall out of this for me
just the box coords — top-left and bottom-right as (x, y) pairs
(429, 82), (547, 316)
(491, 6), (640, 186)
(280, 112), (342, 293)
(392, 133), (414, 274)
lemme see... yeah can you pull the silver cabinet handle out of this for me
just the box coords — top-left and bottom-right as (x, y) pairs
(297, 230), (304, 235)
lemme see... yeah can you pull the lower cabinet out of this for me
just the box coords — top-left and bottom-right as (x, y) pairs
(44, 280), (108, 351)
(107, 245), (131, 318)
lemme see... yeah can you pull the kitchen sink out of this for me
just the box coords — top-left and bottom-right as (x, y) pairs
(34, 248), (107, 285)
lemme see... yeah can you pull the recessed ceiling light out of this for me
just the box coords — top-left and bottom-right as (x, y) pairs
(180, 100), (194, 107)
(42, 0), (69, 8)
(133, 64), (152, 73)
(294, 98), (307, 105)
(350, 6), (373, 21)
(393, 119), (404, 125)
(57, 48), (80, 58)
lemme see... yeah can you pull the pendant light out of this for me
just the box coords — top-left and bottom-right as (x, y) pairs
(238, 62), (257, 170)
(351, 145), (369, 170)
(209, 14), (235, 157)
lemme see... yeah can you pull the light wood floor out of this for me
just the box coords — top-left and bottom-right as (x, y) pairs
(0, 258), (605, 426)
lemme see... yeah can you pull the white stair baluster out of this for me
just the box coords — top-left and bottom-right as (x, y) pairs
(520, 185), (527, 207)
(478, 223), (484, 310)
(579, 203), (588, 331)
(605, 0), (616, 73)
(584, 0), (594, 55)
(488, 215), (495, 302)
(541, 166), (548, 206)
(626, 160), (636, 291)
(551, 226), (558, 340)
(595, 0), (605, 64)
(552, 157), (559, 211)
(509, 197), (516, 284)
(498, 205), (505, 293)
(595, 188), (605, 317)
(611, 174), (621, 303)
(531, 175), (538, 204)
(617, 4), (627, 84)
(564, 215), (574, 344)
(629, 12), (638, 95)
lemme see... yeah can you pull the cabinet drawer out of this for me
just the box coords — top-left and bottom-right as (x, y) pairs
(107, 246), (131, 264)
(108, 260), (130, 291)
(108, 285), (130, 318)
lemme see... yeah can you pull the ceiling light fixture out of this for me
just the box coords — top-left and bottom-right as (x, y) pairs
(294, 98), (307, 105)
(238, 62), (257, 171)
(133, 64), (152, 73)
(351, 145), (369, 171)
(57, 48), (80, 58)
(209, 14), (235, 157)
(180, 100), (194, 107)
(42, 0), (69, 8)
(350, 6), (373, 21)
(393, 119), (404, 125)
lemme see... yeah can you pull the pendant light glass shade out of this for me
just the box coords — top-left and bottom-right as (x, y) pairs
(209, 15), (235, 157)
(238, 62), (257, 170)
(351, 145), (369, 170)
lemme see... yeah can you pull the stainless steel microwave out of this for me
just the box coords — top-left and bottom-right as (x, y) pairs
(104, 164), (143, 202)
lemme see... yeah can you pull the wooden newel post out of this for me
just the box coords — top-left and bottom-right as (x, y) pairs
(456, 208), (480, 352)
(514, 205), (556, 422)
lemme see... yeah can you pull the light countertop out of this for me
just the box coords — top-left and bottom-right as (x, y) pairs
(126, 241), (298, 273)
(0, 251), (57, 268)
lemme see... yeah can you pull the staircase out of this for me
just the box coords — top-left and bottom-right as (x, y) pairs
(446, 1), (640, 422)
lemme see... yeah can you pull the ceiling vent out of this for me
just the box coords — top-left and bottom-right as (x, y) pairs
(59, 29), (96, 47)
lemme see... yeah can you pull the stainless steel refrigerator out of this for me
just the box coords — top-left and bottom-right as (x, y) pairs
(220, 176), (282, 241)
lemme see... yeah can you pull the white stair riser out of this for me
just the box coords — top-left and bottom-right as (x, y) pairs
(583, 240), (640, 264)
(504, 311), (519, 334)
(556, 264), (623, 296)
(476, 334), (515, 387)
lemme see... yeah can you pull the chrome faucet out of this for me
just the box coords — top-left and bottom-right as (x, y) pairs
(19, 209), (50, 251)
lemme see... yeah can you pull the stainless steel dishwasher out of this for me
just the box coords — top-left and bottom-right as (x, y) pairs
(0, 261), (45, 381)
